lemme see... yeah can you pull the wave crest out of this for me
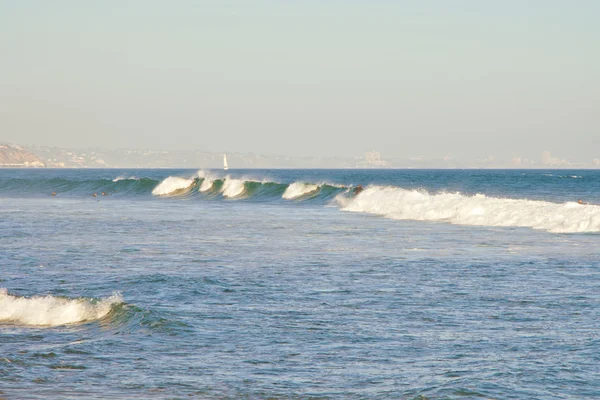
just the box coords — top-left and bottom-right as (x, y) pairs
(221, 178), (246, 198)
(199, 178), (214, 192)
(0, 289), (123, 327)
(341, 186), (600, 233)
(282, 182), (320, 200)
(152, 176), (195, 196)
(196, 171), (217, 193)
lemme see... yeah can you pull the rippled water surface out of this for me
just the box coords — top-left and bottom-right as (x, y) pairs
(1, 169), (600, 399)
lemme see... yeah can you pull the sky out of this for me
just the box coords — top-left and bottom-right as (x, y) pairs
(1, 1), (599, 161)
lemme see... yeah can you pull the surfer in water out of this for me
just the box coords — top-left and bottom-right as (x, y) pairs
(578, 199), (588, 205)
(354, 185), (364, 195)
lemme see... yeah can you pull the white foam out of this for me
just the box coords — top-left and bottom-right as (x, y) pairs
(196, 170), (217, 192)
(152, 176), (194, 196)
(333, 192), (353, 208)
(283, 182), (319, 200)
(221, 178), (246, 198)
(340, 186), (600, 233)
(199, 178), (214, 192)
(196, 169), (212, 180)
(324, 182), (347, 189)
(0, 289), (123, 327)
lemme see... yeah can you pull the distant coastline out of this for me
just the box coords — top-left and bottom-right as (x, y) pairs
(0, 144), (45, 168)
(2, 143), (599, 169)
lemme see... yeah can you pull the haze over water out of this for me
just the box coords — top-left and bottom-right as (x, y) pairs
(2, 1), (599, 161)
(2, 168), (600, 399)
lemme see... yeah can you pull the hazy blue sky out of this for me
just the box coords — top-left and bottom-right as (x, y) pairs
(1, 1), (598, 160)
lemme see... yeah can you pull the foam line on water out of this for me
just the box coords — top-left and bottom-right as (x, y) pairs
(0, 289), (123, 327)
(340, 186), (600, 233)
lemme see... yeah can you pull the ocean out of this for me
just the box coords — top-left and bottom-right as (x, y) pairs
(1, 168), (600, 399)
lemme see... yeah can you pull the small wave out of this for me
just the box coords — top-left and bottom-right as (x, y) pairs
(283, 182), (319, 200)
(545, 174), (583, 179)
(325, 182), (347, 189)
(112, 175), (139, 182)
(340, 186), (600, 233)
(152, 176), (195, 196)
(0, 288), (123, 327)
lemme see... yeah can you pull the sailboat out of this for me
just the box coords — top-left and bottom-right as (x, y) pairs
(223, 154), (229, 171)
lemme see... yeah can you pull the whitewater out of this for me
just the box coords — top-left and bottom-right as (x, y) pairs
(0, 289), (123, 326)
(340, 186), (600, 233)
(2, 168), (600, 399)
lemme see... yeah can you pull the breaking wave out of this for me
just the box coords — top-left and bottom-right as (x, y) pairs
(199, 179), (214, 192)
(152, 176), (195, 196)
(147, 173), (348, 201)
(221, 177), (247, 198)
(196, 170), (212, 189)
(3, 171), (598, 233)
(282, 182), (320, 200)
(0, 289), (123, 327)
(340, 186), (600, 233)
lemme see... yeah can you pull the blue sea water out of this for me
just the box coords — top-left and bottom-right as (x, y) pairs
(1, 168), (600, 399)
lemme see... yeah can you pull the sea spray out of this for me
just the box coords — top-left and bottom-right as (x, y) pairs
(0, 289), (123, 327)
(197, 170), (217, 192)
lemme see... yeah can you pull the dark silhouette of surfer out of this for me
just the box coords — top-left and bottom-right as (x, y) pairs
(354, 185), (364, 195)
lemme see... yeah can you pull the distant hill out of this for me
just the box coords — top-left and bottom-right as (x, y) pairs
(23, 145), (359, 169)
(5, 143), (597, 169)
(0, 144), (45, 167)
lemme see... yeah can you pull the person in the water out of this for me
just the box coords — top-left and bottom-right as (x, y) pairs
(578, 199), (588, 205)
(354, 185), (364, 195)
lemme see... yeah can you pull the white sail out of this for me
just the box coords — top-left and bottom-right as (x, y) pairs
(223, 154), (229, 170)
